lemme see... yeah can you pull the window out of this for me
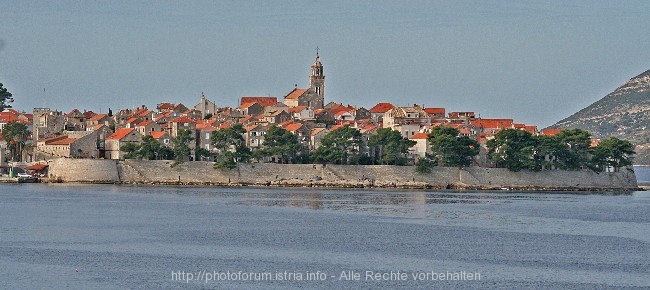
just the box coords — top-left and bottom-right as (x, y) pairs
(205, 132), (210, 139)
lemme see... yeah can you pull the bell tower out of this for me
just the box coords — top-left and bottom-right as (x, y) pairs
(309, 48), (325, 104)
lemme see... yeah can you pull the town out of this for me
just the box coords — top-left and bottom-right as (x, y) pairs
(0, 52), (634, 177)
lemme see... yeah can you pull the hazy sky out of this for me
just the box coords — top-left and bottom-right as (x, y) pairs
(2, 0), (649, 127)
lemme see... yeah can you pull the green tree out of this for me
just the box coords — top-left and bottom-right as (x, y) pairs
(211, 123), (250, 169)
(134, 135), (174, 160)
(486, 129), (536, 171)
(0, 83), (13, 111)
(120, 142), (140, 159)
(261, 126), (301, 163)
(368, 128), (416, 165)
(1, 121), (30, 161)
(428, 127), (479, 167)
(172, 129), (194, 166)
(195, 147), (211, 161)
(415, 156), (436, 174)
(554, 128), (592, 170)
(312, 125), (363, 164)
(589, 137), (635, 172)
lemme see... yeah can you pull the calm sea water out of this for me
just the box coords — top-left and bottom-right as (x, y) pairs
(635, 166), (650, 183)
(1, 184), (649, 289)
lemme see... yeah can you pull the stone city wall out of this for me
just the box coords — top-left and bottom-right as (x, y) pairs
(47, 158), (120, 183)
(45, 158), (639, 190)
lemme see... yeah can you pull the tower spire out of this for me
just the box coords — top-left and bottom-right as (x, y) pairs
(309, 48), (325, 108)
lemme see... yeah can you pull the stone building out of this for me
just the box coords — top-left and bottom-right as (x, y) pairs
(105, 128), (143, 160)
(33, 108), (65, 140)
(35, 130), (106, 159)
(193, 92), (217, 118)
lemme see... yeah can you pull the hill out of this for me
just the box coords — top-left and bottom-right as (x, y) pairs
(550, 69), (650, 165)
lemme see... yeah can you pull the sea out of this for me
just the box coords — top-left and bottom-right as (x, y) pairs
(1, 181), (649, 289)
(635, 165), (650, 184)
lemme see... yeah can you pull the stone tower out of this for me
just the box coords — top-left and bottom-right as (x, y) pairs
(309, 49), (325, 104)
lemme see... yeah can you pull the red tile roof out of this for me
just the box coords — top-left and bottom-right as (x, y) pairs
(424, 108), (445, 115)
(288, 106), (307, 113)
(279, 119), (294, 127)
(39, 135), (68, 143)
(470, 119), (514, 129)
(369, 102), (395, 113)
(108, 128), (136, 140)
(284, 88), (307, 100)
(89, 113), (108, 121)
(541, 128), (562, 136)
(137, 109), (153, 117)
(240, 116), (254, 123)
(83, 111), (97, 119)
(238, 102), (258, 109)
(523, 125), (537, 133)
(149, 131), (168, 139)
(88, 124), (106, 131)
(136, 120), (154, 127)
(157, 102), (174, 109)
(126, 117), (140, 124)
(411, 132), (429, 139)
(169, 116), (195, 123)
(241, 96), (278, 107)
(195, 123), (219, 130)
(311, 128), (327, 136)
(284, 123), (303, 132)
(65, 109), (81, 117)
(48, 137), (78, 145)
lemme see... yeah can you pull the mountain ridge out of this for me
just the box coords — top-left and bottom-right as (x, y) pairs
(550, 69), (650, 165)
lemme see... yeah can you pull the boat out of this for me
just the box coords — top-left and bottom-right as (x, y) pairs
(17, 174), (39, 183)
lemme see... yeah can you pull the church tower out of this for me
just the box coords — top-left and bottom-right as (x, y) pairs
(309, 49), (325, 105)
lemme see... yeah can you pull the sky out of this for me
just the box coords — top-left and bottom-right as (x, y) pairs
(1, 0), (649, 128)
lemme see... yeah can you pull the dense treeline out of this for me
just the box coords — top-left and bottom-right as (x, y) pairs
(485, 128), (634, 173)
(119, 126), (635, 174)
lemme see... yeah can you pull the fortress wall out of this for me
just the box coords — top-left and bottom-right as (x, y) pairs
(47, 158), (119, 183)
(46, 158), (639, 189)
(464, 167), (638, 189)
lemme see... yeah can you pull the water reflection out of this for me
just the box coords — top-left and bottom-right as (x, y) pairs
(223, 190), (500, 218)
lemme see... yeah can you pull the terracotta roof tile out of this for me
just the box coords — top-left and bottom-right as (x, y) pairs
(88, 113), (108, 121)
(470, 119), (514, 129)
(369, 102), (395, 113)
(136, 120), (154, 127)
(411, 132), (429, 139)
(424, 108), (445, 115)
(541, 128), (562, 136)
(284, 88), (307, 100)
(238, 102), (258, 109)
(108, 128), (136, 140)
(284, 123), (303, 132)
(241, 97), (278, 107)
(288, 106), (307, 113)
(169, 116), (195, 123)
(48, 137), (78, 145)
(149, 131), (168, 139)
